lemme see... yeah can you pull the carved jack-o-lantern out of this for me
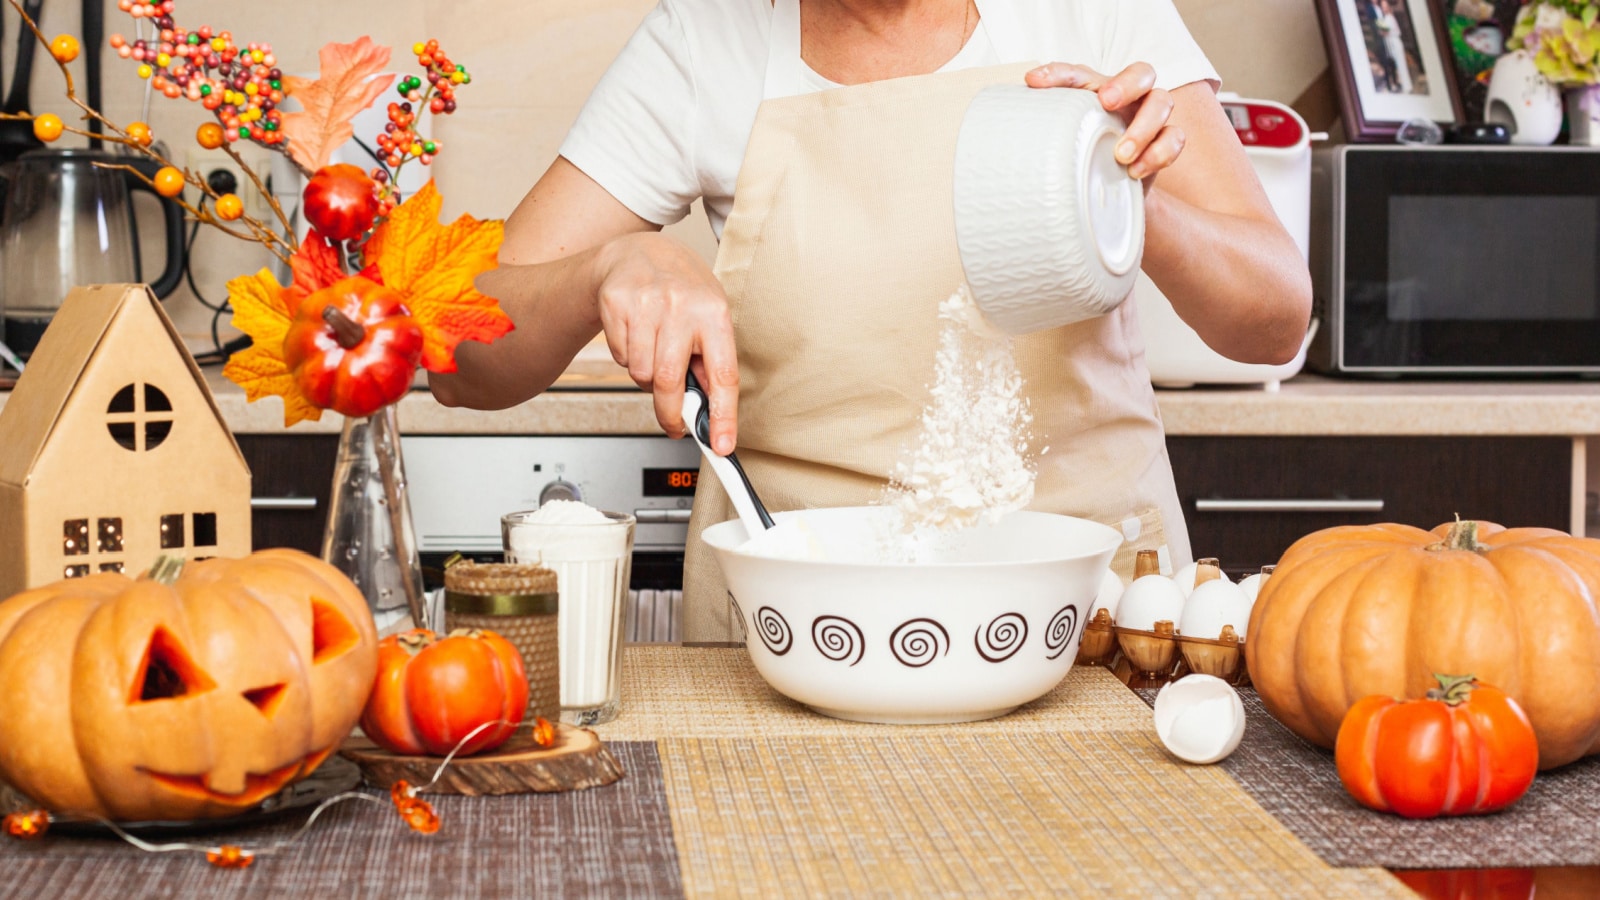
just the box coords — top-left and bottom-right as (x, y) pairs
(0, 549), (378, 821)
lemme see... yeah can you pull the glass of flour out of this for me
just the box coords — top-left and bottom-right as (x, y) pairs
(502, 502), (635, 726)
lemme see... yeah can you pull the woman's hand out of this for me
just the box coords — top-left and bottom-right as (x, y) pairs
(591, 232), (740, 455)
(1026, 62), (1182, 184)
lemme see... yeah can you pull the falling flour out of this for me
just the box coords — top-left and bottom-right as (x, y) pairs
(883, 283), (1036, 558)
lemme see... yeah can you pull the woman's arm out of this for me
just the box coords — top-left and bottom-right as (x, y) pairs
(1026, 65), (1312, 365)
(430, 157), (741, 453)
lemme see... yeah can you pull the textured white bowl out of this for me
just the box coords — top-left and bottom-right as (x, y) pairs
(954, 85), (1144, 334)
(703, 507), (1122, 724)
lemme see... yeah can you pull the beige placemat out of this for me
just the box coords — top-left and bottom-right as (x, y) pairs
(595, 646), (1156, 740)
(658, 732), (1409, 899)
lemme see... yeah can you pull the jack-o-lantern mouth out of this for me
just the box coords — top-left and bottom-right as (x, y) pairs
(141, 746), (335, 807)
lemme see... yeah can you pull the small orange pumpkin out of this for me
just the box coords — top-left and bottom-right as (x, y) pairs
(1247, 520), (1600, 770)
(0, 550), (378, 820)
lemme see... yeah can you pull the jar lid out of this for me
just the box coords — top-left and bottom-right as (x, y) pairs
(444, 589), (558, 617)
(443, 557), (559, 616)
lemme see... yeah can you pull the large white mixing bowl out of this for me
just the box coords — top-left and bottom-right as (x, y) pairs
(702, 507), (1122, 724)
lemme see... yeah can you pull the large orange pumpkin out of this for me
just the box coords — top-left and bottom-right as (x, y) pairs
(0, 550), (378, 820)
(1247, 520), (1600, 769)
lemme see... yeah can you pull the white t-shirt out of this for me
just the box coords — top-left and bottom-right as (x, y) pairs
(560, 0), (1219, 239)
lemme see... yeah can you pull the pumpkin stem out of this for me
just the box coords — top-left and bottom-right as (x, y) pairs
(147, 555), (185, 585)
(323, 305), (367, 350)
(1424, 673), (1478, 705)
(1435, 516), (1487, 553)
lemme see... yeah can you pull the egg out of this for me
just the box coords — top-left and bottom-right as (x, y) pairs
(1090, 568), (1125, 622)
(1177, 578), (1253, 641)
(1238, 568), (1272, 605)
(1154, 674), (1246, 764)
(1114, 573), (1185, 632)
(1173, 560), (1231, 596)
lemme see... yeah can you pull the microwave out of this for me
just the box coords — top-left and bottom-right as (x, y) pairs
(1310, 145), (1600, 376)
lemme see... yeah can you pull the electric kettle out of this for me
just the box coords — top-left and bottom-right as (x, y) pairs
(0, 148), (186, 357)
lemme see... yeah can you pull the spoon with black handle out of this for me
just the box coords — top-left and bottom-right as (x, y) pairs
(681, 369), (774, 537)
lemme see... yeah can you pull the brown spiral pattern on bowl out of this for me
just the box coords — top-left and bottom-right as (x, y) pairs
(811, 616), (865, 666)
(975, 612), (1028, 663)
(890, 618), (950, 668)
(728, 592), (748, 641)
(755, 606), (792, 656)
(1044, 604), (1080, 660)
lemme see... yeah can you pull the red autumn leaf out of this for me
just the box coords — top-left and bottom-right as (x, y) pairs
(280, 37), (396, 172)
(362, 180), (511, 373)
(287, 229), (346, 313)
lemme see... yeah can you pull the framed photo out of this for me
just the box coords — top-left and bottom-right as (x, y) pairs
(1315, 0), (1465, 141)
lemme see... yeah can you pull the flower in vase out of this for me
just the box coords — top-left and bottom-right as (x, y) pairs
(1513, 1), (1600, 85)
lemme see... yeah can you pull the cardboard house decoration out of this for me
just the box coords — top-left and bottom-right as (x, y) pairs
(0, 284), (251, 598)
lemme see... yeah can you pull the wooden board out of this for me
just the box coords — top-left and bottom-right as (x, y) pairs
(339, 726), (625, 796)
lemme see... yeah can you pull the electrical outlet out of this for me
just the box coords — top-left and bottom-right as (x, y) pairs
(185, 147), (271, 220)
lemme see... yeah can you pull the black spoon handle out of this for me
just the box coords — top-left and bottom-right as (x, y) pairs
(685, 370), (775, 529)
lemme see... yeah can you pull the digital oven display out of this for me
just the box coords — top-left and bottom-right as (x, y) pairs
(643, 467), (698, 497)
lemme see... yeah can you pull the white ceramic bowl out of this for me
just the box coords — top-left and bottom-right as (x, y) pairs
(702, 507), (1122, 724)
(954, 85), (1145, 334)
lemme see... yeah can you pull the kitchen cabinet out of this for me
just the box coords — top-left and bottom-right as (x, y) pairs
(236, 434), (339, 555)
(1168, 436), (1572, 580)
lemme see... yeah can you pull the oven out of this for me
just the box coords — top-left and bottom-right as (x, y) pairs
(404, 434), (702, 643)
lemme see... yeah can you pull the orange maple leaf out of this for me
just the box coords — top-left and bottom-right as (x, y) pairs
(280, 37), (396, 172)
(362, 180), (512, 373)
(220, 267), (324, 427)
(288, 229), (346, 312)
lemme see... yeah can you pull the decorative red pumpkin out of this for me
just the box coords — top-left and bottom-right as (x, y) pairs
(283, 275), (424, 418)
(0, 551), (378, 821)
(360, 628), (527, 757)
(1335, 674), (1538, 818)
(302, 163), (379, 243)
(1247, 519), (1600, 769)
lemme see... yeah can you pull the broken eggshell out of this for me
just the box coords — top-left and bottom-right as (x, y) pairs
(1154, 674), (1246, 764)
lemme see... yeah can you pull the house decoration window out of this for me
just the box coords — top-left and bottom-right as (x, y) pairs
(160, 512), (219, 557)
(106, 383), (174, 451)
(62, 516), (126, 578)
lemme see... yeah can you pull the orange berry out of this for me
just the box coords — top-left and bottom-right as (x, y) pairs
(125, 121), (153, 147)
(49, 34), (80, 63)
(196, 122), (224, 149)
(214, 193), (243, 220)
(152, 166), (185, 198)
(32, 114), (64, 142)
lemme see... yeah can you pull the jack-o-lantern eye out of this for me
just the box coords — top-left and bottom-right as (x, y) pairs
(310, 599), (358, 664)
(131, 627), (217, 703)
(242, 683), (288, 718)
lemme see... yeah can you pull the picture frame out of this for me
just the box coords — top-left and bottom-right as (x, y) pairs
(1314, 0), (1466, 141)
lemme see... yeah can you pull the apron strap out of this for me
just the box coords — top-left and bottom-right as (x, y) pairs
(764, 0), (1032, 102)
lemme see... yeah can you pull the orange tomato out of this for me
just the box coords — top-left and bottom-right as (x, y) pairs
(152, 166), (185, 198)
(1335, 674), (1537, 818)
(360, 628), (528, 757)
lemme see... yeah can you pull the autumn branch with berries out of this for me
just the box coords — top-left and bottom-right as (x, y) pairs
(0, 0), (512, 427)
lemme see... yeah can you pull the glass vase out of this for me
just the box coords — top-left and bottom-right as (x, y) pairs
(322, 404), (428, 637)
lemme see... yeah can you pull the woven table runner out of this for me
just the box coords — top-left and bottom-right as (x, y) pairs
(656, 732), (1407, 898)
(0, 742), (680, 898)
(596, 647), (1155, 740)
(1136, 687), (1600, 869)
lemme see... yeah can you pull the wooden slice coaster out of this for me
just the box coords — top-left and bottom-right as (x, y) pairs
(339, 725), (624, 795)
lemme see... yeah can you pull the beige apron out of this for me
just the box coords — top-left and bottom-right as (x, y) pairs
(683, 0), (1193, 642)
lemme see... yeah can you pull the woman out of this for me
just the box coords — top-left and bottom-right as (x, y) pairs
(1377, 0), (1413, 93)
(433, 0), (1311, 641)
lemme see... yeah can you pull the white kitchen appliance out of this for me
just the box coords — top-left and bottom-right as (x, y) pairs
(403, 434), (702, 643)
(1135, 95), (1313, 388)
